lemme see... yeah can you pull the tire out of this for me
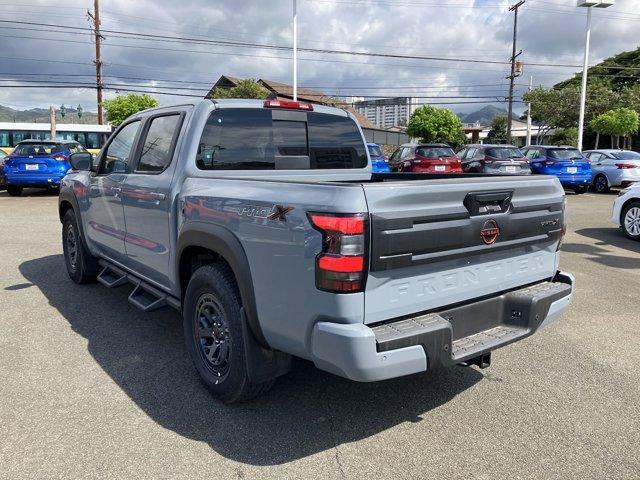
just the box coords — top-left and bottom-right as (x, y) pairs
(183, 263), (274, 403)
(574, 186), (588, 194)
(7, 185), (22, 196)
(62, 210), (98, 284)
(621, 201), (640, 241)
(593, 174), (610, 193)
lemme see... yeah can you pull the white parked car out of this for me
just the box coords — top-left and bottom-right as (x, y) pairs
(611, 184), (640, 240)
(584, 149), (640, 193)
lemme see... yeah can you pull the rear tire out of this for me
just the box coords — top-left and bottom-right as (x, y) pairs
(62, 210), (98, 284)
(7, 185), (22, 196)
(621, 201), (640, 241)
(183, 263), (274, 403)
(593, 174), (610, 193)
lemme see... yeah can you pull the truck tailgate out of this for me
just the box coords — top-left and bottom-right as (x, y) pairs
(362, 176), (565, 324)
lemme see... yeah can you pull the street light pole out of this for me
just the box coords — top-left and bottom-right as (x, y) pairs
(526, 75), (533, 146)
(577, 6), (592, 151)
(577, 0), (614, 150)
(292, 0), (298, 101)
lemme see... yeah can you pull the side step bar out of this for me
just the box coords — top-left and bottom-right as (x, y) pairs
(97, 260), (180, 312)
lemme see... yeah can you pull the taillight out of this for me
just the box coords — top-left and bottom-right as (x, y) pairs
(308, 212), (367, 293)
(53, 155), (68, 162)
(482, 156), (494, 164)
(264, 99), (313, 111)
(543, 160), (555, 166)
(615, 163), (635, 169)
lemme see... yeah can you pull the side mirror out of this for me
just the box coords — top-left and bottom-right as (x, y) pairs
(69, 152), (93, 171)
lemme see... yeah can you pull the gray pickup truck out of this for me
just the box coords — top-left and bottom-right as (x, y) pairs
(59, 98), (574, 403)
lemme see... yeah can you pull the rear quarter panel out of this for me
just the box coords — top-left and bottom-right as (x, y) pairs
(178, 177), (369, 359)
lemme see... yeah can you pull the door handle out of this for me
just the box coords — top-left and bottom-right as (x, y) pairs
(149, 192), (166, 201)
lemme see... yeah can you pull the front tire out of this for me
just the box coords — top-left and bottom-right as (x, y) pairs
(622, 201), (640, 241)
(7, 185), (22, 196)
(62, 210), (98, 284)
(183, 263), (274, 403)
(593, 174), (610, 193)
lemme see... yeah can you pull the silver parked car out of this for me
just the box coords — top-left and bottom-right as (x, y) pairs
(584, 149), (640, 193)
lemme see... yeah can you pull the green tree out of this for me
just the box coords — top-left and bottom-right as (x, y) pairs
(102, 94), (159, 126)
(589, 108), (639, 149)
(550, 127), (578, 146)
(207, 79), (269, 99)
(486, 115), (508, 143)
(523, 84), (619, 144)
(406, 105), (466, 148)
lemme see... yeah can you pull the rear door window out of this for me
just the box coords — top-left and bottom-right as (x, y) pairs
(137, 114), (182, 172)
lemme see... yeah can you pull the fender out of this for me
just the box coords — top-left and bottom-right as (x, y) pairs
(176, 221), (268, 347)
(58, 188), (91, 254)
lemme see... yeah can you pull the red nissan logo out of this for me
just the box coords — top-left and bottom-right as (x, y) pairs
(480, 220), (500, 245)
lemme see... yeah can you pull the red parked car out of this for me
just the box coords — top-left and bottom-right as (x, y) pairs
(388, 143), (463, 173)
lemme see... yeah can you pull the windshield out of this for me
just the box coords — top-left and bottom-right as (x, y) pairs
(13, 143), (65, 156)
(416, 146), (455, 158)
(486, 147), (524, 159)
(549, 149), (583, 160)
(367, 145), (384, 158)
(611, 151), (640, 160)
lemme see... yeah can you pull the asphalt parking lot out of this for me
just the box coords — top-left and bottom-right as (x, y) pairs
(1, 189), (639, 480)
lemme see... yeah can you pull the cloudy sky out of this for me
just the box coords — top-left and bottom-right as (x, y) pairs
(0, 0), (639, 115)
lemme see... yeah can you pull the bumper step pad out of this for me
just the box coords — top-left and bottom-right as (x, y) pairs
(372, 279), (572, 368)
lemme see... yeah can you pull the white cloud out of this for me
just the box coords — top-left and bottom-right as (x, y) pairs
(1, 0), (639, 114)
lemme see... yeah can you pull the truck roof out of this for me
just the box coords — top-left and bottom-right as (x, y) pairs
(135, 99), (351, 119)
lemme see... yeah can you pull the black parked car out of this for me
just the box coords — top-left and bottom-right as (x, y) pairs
(457, 144), (531, 175)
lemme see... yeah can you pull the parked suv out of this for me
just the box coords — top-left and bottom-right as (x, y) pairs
(522, 146), (592, 194)
(59, 99), (574, 403)
(584, 149), (640, 193)
(2, 140), (88, 196)
(389, 143), (462, 173)
(457, 144), (530, 175)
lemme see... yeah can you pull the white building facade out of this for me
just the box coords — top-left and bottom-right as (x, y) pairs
(351, 97), (417, 129)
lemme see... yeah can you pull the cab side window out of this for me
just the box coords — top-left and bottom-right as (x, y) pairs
(100, 121), (140, 174)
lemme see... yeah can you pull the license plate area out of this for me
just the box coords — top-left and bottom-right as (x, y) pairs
(25, 164), (39, 171)
(567, 167), (578, 174)
(505, 165), (517, 173)
(435, 165), (446, 172)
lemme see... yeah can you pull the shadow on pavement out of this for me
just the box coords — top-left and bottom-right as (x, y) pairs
(18, 254), (482, 466)
(562, 227), (640, 268)
(0, 188), (58, 198)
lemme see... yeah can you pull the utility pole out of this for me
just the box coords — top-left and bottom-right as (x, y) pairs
(49, 106), (56, 139)
(88, 0), (104, 124)
(506, 0), (525, 145)
(292, 0), (298, 101)
(525, 75), (533, 146)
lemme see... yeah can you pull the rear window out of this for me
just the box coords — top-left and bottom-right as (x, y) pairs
(548, 149), (583, 160)
(415, 146), (455, 158)
(196, 108), (367, 170)
(367, 145), (383, 158)
(13, 143), (65, 156)
(611, 151), (640, 160)
(486, 147), (524, 159)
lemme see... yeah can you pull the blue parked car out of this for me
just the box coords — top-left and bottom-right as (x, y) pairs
(2, 140), (88, 196)
(367, 143), (390, 173)
(522, 145), (592, 194)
